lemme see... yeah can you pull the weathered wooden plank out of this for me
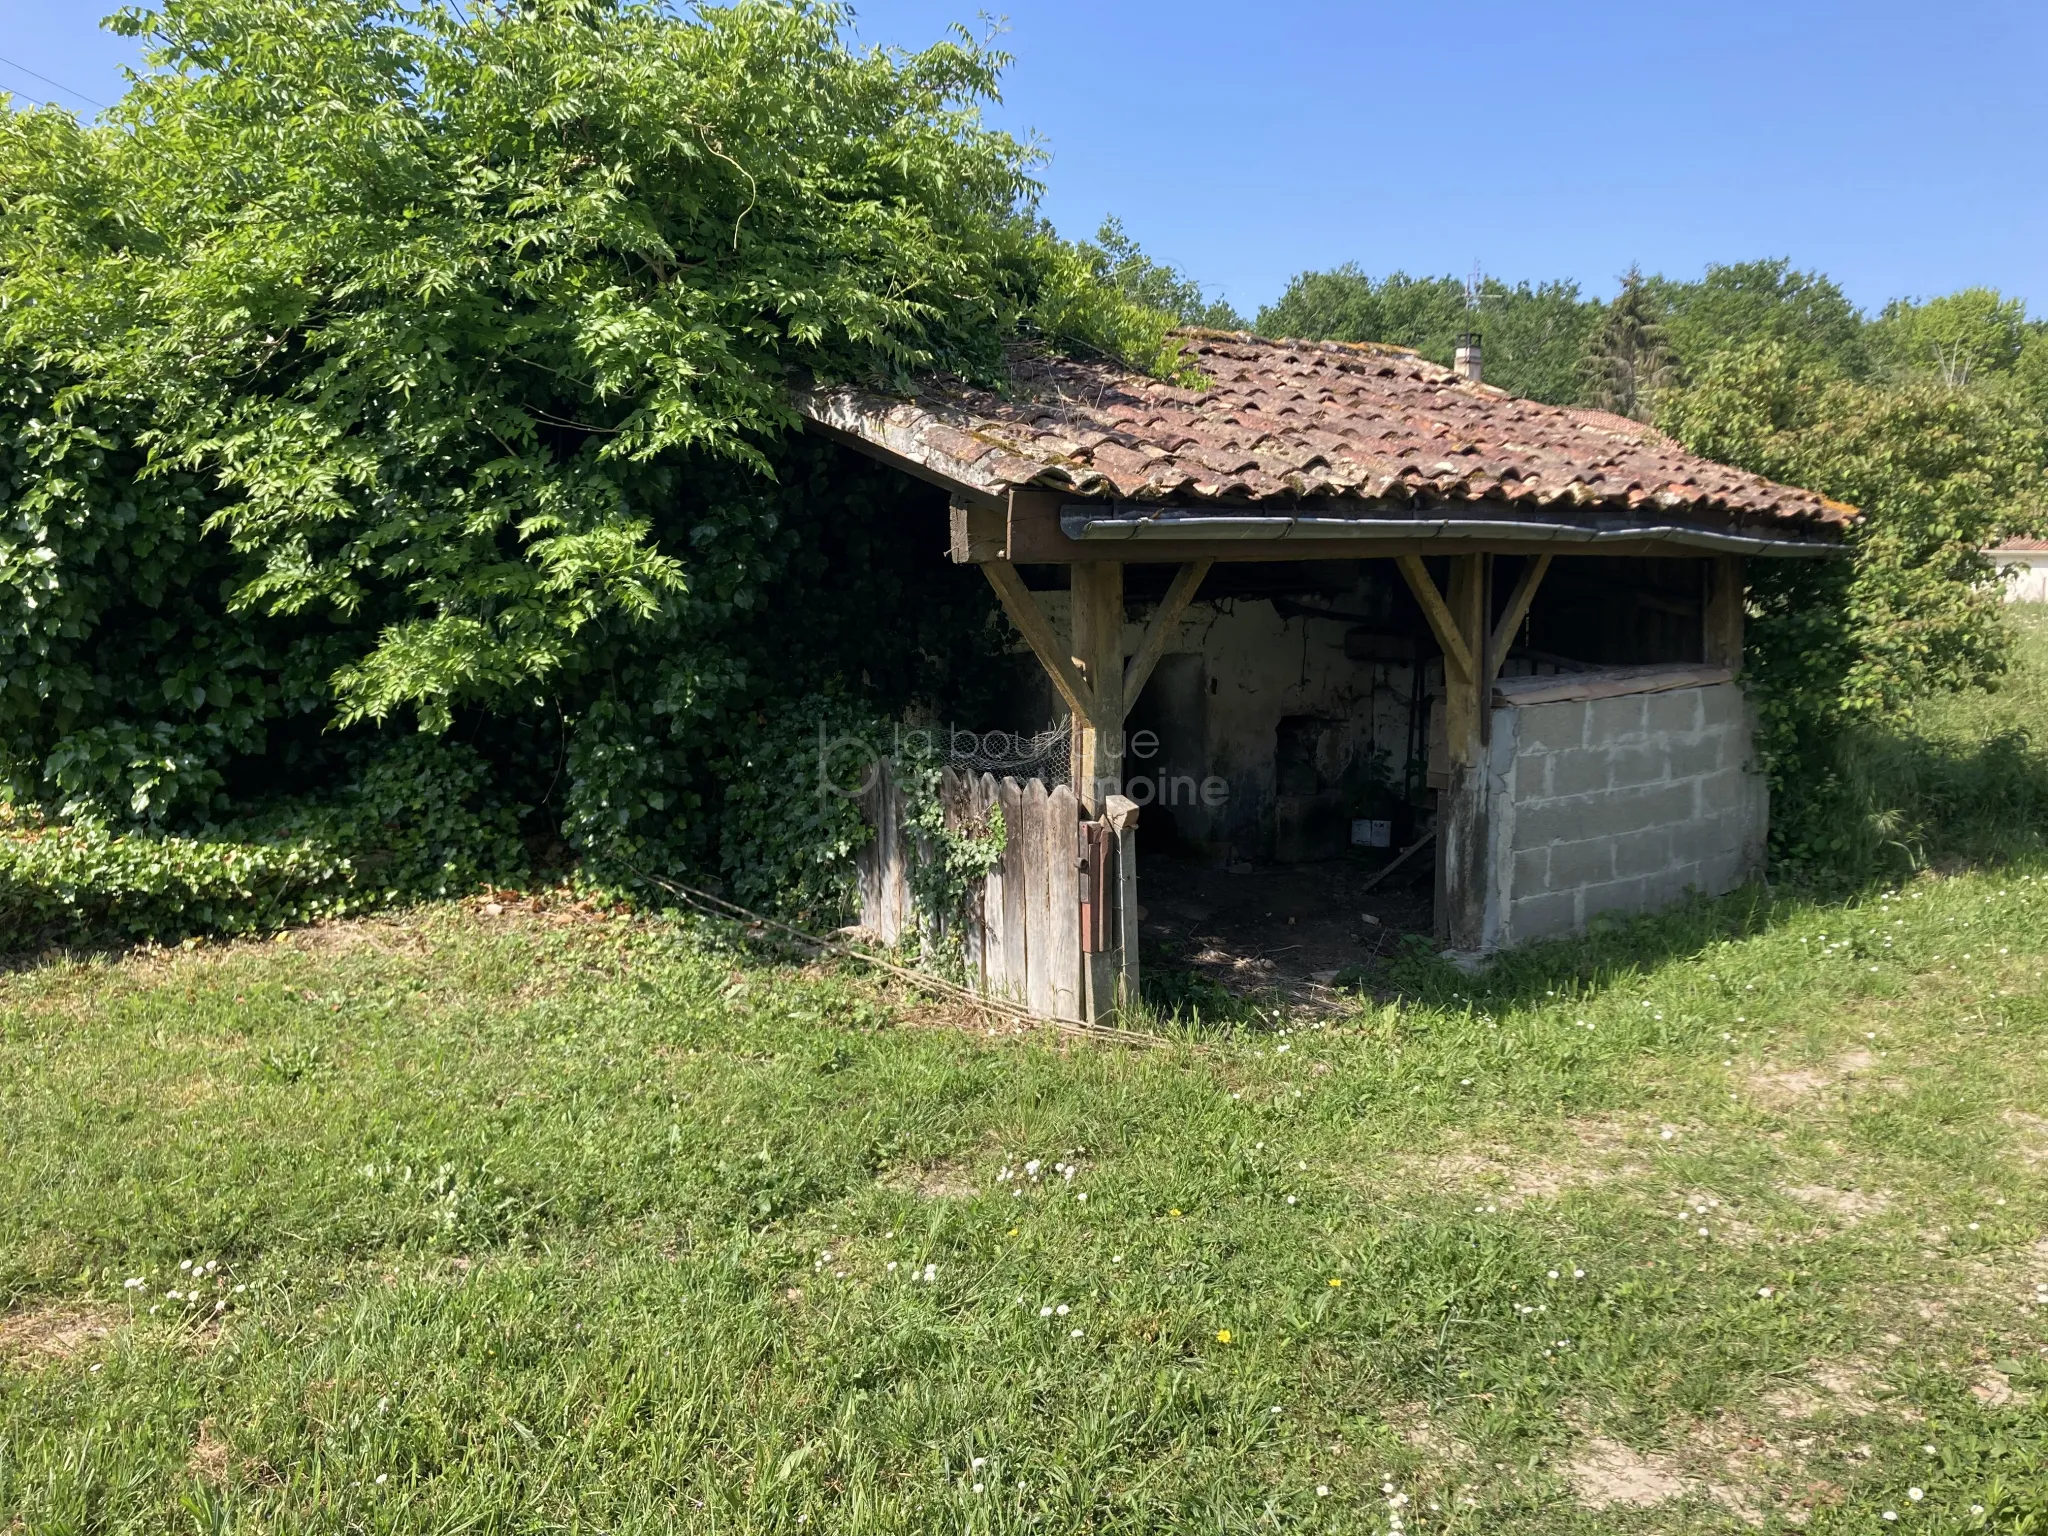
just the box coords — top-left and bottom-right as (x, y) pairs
(1104, 794), (1141, 1015)
(1488, 552), (1552, 683)
(860, 758), (905, 946)
(996, 777), (1028, 1004)
(884, 764), (911, 945)
(958, 770), (989, 990)
(1492, 663), (1734, 708)
(856, 757), (886, 940)
(1020, 779), (1052, 1018)
(974, 773), (1002, 997)
(1396, 554), (1476, 683)
(1704, 554), (1744, 669)
(1045, 783), (1083, 1021)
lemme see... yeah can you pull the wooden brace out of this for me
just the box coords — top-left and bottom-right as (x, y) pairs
(979, 559), (1098, 725)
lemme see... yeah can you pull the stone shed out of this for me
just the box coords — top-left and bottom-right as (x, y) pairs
(805, 330), (1851, 1018)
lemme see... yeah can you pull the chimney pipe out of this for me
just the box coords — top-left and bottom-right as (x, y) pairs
(1455, 332), (1482, 384)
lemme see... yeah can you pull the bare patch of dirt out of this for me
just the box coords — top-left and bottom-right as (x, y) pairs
(1782, 1184), (1892, 1223)
(1388, 1401), (1472, 1464)
(881, 1159), (981, 1200)
(0, 1304), (119, 1367)
(1139, 854), (1431, 1010)
(2000, 1109), (2048, 1166)
(1973, 1367), (2031, 1408)
(1566, 1437), (1688, 1510)
(1749, 1050), (1878, 1105)
(1398, 1118), (1654, 1208)
(188, 1418), (233, 1483)
(1766, 1361), (1885, 1419)
(1404, 1148), (1611, 1208)
(282, 918), (426, 956)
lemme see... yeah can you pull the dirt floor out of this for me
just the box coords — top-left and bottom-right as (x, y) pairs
(1136, 847), (1434, 1008)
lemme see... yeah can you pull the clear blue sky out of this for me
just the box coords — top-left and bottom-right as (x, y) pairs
(3, 0), (2043, 318)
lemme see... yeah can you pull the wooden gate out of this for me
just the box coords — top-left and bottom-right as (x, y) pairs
(855, 763), (1137, 1024)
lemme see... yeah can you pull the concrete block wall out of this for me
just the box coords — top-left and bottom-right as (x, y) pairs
(1485, 680), (1767, 946)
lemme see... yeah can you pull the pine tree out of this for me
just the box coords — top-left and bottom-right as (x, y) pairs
(1579, 265), (1680, 422)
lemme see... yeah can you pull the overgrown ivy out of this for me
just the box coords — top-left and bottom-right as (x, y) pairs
(0, 0), (1161, 932)
(892, 737), (1006, 979)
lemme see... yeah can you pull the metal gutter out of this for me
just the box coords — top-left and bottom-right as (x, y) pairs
(1058, 508), (1846, 558)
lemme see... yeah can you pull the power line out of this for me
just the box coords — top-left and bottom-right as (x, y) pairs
(0, 53), (108, 111)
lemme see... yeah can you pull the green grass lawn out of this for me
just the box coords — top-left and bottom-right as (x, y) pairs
(8, 633), (2048, 1533)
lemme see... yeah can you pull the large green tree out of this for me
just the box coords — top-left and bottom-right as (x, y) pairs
(1649, 258), (1868, 380)
(1578, 264), (1679, 422)
(1661, 342), (2045, 863)
(0, 0), (1175, 848)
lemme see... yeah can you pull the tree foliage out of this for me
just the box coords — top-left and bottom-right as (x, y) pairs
(1649, 259), (1868, 380)
(1579, 264), (1680, 422)
(1084, 217), (1246, 331)
(1254, 267), (1597, 404)
(1661, 342), (2046, 865)
(0, 0), (1182, 911)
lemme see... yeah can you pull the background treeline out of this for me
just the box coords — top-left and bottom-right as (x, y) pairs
(1242, 258), (2048, 420)
(0, 0), (2040, 944)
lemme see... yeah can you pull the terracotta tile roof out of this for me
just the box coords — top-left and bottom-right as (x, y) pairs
(1991, 538), (2048, 553)
(799, 331), (1855, 541)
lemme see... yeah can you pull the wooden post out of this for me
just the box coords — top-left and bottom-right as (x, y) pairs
(1705, 554), (1744, 670)
(980, 560), (1096, 726)
(1104, 794), (1141, 1016)
(1044, 782), (1083, 1022)
(1069, 562), (1125, 813)
(1433, 555), (1490, 950)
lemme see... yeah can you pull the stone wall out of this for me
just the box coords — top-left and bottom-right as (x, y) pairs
(1483, 675), (1767, 947)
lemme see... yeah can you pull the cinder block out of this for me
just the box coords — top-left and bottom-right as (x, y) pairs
(1544, 748), (1612, 798)
(1611, 827), (1674, 879)
(1512, 888), (1581, 941)
(1661, 732), (1726, 782)
(1608, 780), (1698, 832)
(1587, 694), (1648, 743)
(1546, 836), (1615, 888)
(1694, 767), (1749, 818)
(1665, 817), (1735, 871)
(1692, 849), (1746, 898)
(1516, 796), (1618, 847)
(1696, 682), (1744, 730)
(1582, 875), (1651, 921)
(1512, 845), (1551, 895)
(1518, 701), (1589, 752)
(1643, 687), (1703, 736)
(1606, 743), (1666, 790)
